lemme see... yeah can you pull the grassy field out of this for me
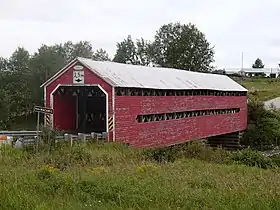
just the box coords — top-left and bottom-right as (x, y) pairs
(240, 78), (280, 101)
(1, 142), (280, 210)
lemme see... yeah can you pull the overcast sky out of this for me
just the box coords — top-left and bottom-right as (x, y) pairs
(0, 0), (280, 68)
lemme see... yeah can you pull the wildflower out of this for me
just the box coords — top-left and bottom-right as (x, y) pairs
(43, 164), (58, 172)
(88, 166), (108, 174)
(136, 164), (158, 173)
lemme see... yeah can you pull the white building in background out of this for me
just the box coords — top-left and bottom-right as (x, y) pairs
(223, 68), (280, 78)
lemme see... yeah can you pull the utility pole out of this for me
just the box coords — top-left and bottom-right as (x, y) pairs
(241, 52), (244, 70)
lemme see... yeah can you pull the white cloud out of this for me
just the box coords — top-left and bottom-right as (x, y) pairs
(0, 0), (280, 68)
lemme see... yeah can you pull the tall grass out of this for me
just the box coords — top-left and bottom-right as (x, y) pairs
(1, 142), (280, 209)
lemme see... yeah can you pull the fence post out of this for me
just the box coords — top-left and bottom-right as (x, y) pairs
(70, 135), (73, 147)
(36, 111), (40, 157)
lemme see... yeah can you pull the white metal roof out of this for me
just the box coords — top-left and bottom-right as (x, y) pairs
(41, 57), (247, 92)
(79, 57), (247, 91)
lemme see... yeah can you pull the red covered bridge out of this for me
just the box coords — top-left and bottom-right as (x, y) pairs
(41, 57), (247, 148)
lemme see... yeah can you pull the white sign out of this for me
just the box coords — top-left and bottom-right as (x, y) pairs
(73, 70), (84, 84)
(73, 65), (84, 70)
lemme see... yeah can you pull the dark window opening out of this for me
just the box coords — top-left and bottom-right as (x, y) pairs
(116, 87), (247, 97)
(136, 108), (240, 123)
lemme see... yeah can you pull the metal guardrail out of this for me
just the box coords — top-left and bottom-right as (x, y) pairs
(263, 148), (280, 157)
(0, 131), (42, 148)
(63, 132), (108, 146)
(0, 131), (109, 149)
(0, 131), (42, 137)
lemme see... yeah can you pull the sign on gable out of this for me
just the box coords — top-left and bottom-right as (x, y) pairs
(73, 65), (84, 70)
(73, 70), (84, 84)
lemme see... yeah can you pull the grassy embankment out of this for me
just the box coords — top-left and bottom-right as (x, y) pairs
(1, 142), (280, 210)
(240, 78), (280, 101)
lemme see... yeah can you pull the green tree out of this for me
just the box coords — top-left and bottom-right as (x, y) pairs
(113, 35), (153, 65)
(152, 22), (214, 72)
(136, 38), (153, 66)
(252, 58), (265, 68)
(92, 48), (110, 61)
(0, 57), (8, 72)
(29, 44), (67, 106)
(5, 47), (32, 117)
(113, 35), (138, 64)
(63, 41), (94, 62)
(0, 89), (11, 129)
(31, 44), (66, 79)
(0, 58), (10, 128)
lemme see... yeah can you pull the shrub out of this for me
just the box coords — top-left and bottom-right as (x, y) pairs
(142, 141), (209, 163)
(180, 141), (212, 158)
(40, 126), (64, 147)
(70, 145), (91, 163)
(227, 148), (276, 169)
(269, 155), (280, 167)
(142, 145), (182, 163)
(242, 96), (280, 150)
(37, 168), (56, 180)
(43, 144), (92, 170)
(142, 140), (280, 170)
(142, 141), (229, 164)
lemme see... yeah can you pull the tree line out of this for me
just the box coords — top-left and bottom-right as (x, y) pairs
(0, 22), (215, 129)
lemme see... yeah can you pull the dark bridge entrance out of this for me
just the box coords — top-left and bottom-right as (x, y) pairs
(52, 85), (107, 134)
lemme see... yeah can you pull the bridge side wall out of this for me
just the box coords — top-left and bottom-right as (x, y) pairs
(114, 89), (247, 148)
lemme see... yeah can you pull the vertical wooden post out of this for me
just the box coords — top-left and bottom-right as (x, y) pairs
(48, 131), (51, 154)
(112, 87), (115, 142)
(34, 106), (54, 156)
(47, 114), (51, 155)
(36, 111), (40, 157)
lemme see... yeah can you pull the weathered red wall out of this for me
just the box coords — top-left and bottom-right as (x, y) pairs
(115, 95), (247, 148)
(45, 62), (113, 137)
